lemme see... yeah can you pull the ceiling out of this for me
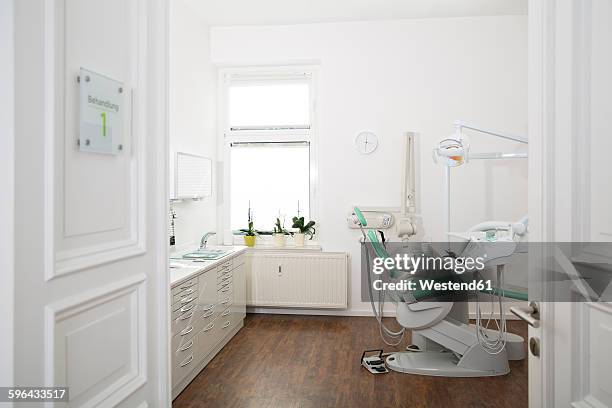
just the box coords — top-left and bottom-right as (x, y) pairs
(183, 0), (527, 27)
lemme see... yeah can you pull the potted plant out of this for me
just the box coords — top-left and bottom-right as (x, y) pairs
(240, 221), (257, 247)
(239, 206), (257, 247)
(291, 216), (316, 246)
(273, 217), (290, 247)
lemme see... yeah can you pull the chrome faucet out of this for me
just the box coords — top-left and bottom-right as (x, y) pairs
(199, 232), (216, 249)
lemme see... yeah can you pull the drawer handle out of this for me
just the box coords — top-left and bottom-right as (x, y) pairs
(180, 296), (195, 304)
(202, 304), (214, 312)
(203, 323), (215, 332)
(220, 282), (230, 288)
(179, 311), (194, 321)
(180, 326), (193, 336)
(180, 355), (194, 367)
(222, 321), (231, 329)
(203, 309), (214, 318)
(221, 297), (231, 304)
(221, 287), (230, 293)
(221, 275), (231, 282)
(180, 303), (195, 313)
(179, 340), (194, 351)
(221, 309), (230, 317)
(181, 288), (195, 296)
(180, 282), (196, 289)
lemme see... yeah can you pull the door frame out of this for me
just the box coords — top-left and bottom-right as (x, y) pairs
(528, 0), (560, 405)
(150, 0), (172, 404)
(528, 0), (604, 406)
(0, 0), (15, 395)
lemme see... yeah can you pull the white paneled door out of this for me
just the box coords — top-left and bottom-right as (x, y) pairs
(13, 0), (169, 407)
(529, 0), (612, 406)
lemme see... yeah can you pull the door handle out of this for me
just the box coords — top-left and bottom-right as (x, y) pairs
(510, 301), (540, 328)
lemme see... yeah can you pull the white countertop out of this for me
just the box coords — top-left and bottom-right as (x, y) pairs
(169, 246), (247, 287)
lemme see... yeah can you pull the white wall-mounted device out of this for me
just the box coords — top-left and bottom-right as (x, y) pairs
(347, 209), (394, 229)
(174, 152), (212, 200)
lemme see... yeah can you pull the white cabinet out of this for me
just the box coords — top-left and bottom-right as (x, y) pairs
(170, 251), (246, 399)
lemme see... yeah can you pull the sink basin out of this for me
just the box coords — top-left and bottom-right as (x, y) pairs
(181, 248), (230, 260)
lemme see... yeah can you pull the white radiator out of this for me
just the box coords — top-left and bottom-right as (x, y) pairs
(246, 251), (348, 309)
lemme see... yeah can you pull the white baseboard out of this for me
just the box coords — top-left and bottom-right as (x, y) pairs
(246, 307), (520, 320)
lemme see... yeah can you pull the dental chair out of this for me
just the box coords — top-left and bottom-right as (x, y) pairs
(354, 207), (526, 377)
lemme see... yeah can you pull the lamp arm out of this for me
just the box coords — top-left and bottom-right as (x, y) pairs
(454, 120), (528, 144)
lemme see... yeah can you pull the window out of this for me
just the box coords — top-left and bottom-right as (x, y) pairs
(229, 82), (310, 130)
(222, 68), (316, 234)
(230, 143), (310, 231)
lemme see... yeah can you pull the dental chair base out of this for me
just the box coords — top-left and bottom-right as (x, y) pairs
(387, 303), (525, 377)
(386, 344), (510, 377)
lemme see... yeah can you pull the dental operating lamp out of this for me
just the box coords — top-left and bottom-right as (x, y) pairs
(433, 121), (528, 236)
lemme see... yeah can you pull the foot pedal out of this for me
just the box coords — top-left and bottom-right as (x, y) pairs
(361, 349), (389, 374)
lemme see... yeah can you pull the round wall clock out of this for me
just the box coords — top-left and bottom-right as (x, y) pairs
(355, 131), (378, 154)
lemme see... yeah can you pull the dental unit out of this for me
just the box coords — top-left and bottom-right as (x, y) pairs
(358, 122), (529, 377)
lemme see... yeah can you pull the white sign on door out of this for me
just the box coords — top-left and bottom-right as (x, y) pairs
(79, 67), (124, 154)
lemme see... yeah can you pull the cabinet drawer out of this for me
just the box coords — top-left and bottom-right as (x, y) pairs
(218, 292), (233, 308)
(216, 260), (233, 276)
(173, 351), (196, 386)
(218, 307), (231, 319)
(172, 287), (196, 303)
(217, 277), (232, 291)
(218, 284), (232, 298)
(172, 293), (198, 312)
(173, 335), (196, 362)
(172, 277), (198, 296)
(197, 318), (223, 359)
(172, 300), (197, 320)
(197, 302), (215, 318)
(217, 310), (242, 338)
(217, 269), (232, 283)
(171, 308), (196, 336)
(172, 305), (216, 352)
(171, 322), (198, 353)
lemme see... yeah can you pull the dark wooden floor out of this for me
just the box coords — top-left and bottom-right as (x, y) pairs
(173, 314), (527, 408)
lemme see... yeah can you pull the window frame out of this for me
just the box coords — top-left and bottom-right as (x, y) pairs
(218, 66), (319, 243)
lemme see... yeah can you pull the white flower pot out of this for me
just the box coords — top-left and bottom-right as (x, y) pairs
(273, 233), (286, 247)
(293, 233), (305, 247)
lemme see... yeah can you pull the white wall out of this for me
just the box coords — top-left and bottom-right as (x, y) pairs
(211, 16), (528, 314)
(169, 1), (217, 249)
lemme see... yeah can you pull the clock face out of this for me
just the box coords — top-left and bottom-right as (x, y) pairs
(355, 131), (378, 154)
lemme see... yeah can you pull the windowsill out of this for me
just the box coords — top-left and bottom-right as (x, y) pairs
(232, 235), (321, 251)
(246, 244), (322, 251)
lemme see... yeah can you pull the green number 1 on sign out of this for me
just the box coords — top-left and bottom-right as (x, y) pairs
(100, 112), (107, 137)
